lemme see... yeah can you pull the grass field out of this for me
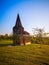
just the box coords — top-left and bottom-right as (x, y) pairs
(0, 40), (49, 65)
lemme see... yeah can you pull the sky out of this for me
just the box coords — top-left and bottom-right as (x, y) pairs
(0, 0), (49, 35)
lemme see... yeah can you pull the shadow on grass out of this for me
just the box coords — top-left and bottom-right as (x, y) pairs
(0, 43), (14, 47)
(0, 43), (21, 47)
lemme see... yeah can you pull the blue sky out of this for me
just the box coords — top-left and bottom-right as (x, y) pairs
(0, 0), (49, 35)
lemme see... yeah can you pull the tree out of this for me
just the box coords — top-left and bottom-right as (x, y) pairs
(32, 28), (44, 48)
(4, 34), (8, 39)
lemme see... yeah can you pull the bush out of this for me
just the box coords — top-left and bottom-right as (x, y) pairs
(30, 36), (49, 45)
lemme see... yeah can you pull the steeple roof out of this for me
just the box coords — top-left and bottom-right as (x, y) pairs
(15, 14), (22, 27)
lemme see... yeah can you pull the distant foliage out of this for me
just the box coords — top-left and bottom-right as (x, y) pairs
(0, 34), (13, 40)
(30, 36), (49, 45)
(31, 28), (49, 45)
(0, 34), (49, 45)
(30, 36), (36, 43)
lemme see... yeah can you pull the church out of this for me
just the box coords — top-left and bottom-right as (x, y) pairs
(13, 14), (30, 45)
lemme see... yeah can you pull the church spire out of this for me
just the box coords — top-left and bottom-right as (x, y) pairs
(15, 14), (22, 27)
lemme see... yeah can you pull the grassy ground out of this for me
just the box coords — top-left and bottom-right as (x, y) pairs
(0, 40), (49, 65)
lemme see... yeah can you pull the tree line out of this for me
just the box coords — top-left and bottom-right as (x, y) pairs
(0, 34), (13, 40)
(0, 28), (49, 45)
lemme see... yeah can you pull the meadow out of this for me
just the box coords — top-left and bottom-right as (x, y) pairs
(0, 40), (49, 65)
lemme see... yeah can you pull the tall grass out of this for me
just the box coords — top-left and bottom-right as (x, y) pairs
(0, 42), (49, 65)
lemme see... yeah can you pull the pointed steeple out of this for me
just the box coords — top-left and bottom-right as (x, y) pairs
(15, 14), (22, 27)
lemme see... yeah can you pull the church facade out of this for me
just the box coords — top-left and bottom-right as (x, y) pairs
(13, 14), (30, 45)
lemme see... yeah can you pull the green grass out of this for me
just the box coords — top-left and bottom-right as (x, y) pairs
(0, 40), (13, 46)
(0, 40), (13, 44)
(0, 40), (49, 65)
